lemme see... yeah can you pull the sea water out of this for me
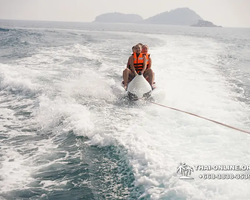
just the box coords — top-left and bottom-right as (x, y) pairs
(0, 20), (250, 200)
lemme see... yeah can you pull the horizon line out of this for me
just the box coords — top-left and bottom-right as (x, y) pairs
(1, 18), (250, 29)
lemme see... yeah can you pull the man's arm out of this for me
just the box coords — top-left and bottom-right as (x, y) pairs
(129, 55), (137, 75)
(148, 57), (152, 69)
(141, 55), (147, 74)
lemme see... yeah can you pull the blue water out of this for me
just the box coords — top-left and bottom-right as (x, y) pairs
(0, 19), (250, 200)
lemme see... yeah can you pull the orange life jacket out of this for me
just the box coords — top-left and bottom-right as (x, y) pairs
(143, 53), (150, 69)
(133, 53), (144, 73)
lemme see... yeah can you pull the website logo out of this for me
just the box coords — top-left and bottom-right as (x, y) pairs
(177, 163), (194, 180)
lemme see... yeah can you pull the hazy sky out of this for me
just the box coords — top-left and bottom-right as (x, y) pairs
(0, 0), (250, 27)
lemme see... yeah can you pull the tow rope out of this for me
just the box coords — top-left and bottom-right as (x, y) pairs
(150, 101), (250, 135)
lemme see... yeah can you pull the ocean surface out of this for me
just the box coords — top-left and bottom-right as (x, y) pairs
(0, 20), (250, 200)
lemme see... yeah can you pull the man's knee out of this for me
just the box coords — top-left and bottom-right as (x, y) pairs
(123, 68), (130, 74)
(148, 68), (153, 73)
(145, 68), (153, 75)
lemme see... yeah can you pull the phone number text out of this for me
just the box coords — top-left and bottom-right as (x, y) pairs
(199, 173), (250, 180)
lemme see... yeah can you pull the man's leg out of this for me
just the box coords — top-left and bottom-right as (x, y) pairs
(144, 68), (154, 86)
(123, 68), (134, 89)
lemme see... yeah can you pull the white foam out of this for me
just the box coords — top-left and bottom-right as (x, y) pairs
(1, 28), (249, 199)
(0, 63), (38, 95)
(78, 33), (250, 199)
(0, 145), (35, 192)
(40, 180), (68, 189)
(34, 95), (94, 136)
(123, 35), (250, 199)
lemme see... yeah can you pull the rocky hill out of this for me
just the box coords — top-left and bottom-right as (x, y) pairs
(143, 7), (203, 25)
(94, 8), (203, 25)
(94, 8), (221, 27)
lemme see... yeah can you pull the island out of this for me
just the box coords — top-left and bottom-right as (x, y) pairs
(143, 8), (203, 26)
(94, 8), (222, 27)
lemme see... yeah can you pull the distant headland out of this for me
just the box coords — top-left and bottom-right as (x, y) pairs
(94, 8), (222, 27)
(191, 20), (222, 27)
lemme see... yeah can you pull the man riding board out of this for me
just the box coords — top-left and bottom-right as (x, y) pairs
(123, 44), (154, 90)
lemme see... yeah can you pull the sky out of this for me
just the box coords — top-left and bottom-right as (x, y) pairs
(0, 0), (250, 28)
